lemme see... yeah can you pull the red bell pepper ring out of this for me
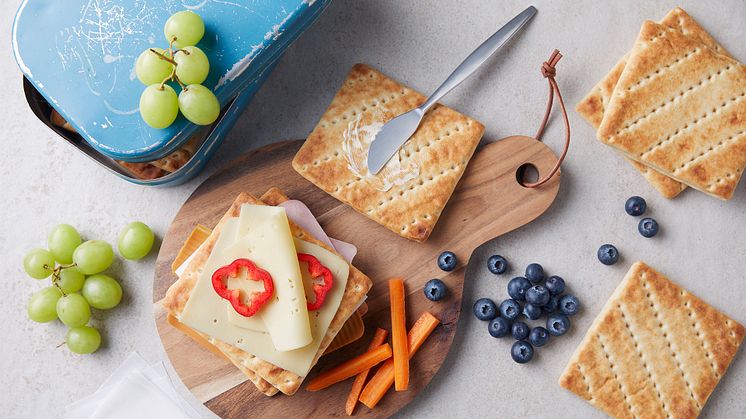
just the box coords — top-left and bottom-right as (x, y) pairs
(298, 253), (334, 311)
(212, 258), (274, 317)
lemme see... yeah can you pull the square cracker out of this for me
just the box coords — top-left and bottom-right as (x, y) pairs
(292, 64), (484, 242)
(162, 191), (373, 396)
(596, 20), (746, 200)
(559, 262), (744, 419)
(576, 7), (729, 199)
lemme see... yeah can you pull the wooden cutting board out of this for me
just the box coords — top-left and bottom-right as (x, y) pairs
(152, 136), (561, 417)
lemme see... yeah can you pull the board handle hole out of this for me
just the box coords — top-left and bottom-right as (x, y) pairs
(516, 163), (540, 187)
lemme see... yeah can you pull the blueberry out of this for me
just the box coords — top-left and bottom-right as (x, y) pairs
(499, 299), (522, 321)
(543, 295), (559, 314)
(487, 255), (509, 275)
(437, 251), (457, 271)
(545, 275), (565, 295)
(523, 303), (542, 320)
(598, 244), (619, 265)
(526, 285), (550, 306)
(638, 218), (659, 238)
(511, 340), (534, 364)
(507, 276), (532, 301)
(423, 279), (447, 301)
(529, 327), (550, 347)
(511, 321), (530, 340)
(559, 294), (580, 316)
(625, 196), (647, 216)
(525, 263), (545, 283)
(488, 317), (511, 338)
(547, 313), (571, 336)
(473, 298), (498, 321)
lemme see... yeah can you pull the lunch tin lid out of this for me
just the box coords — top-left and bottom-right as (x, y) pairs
(12, 0), (329, 162)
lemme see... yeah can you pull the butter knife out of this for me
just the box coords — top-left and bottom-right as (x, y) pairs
(367, 5), (537, 174)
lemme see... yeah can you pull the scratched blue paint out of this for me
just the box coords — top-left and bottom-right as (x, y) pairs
(13, 0), (330, 162)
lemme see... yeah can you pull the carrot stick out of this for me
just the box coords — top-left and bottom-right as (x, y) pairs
(358, 312), (440, 409)
(307, 343), (393, 392)
(389, 278), (409, 391)
(345, 328), (389, 415)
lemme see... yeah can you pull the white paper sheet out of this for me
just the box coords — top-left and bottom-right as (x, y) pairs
(64, 352), (200, 419)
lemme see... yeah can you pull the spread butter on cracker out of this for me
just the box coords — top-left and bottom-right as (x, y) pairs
(292, 64), (484, 242)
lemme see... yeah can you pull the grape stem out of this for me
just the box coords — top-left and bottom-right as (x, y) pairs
(173, 74), (186, 89)
(160, 68), (186, 90)
(149, 48), (177, 66)
(47, 263), (77, 296)
(150, 39), (187, 90)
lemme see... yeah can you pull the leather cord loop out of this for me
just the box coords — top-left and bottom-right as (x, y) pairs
(523, 49), (570, 188)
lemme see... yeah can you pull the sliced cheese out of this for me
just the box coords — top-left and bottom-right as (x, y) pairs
(181, 205), (312, 353)
(227, 205), (311, 350)
(179, 228), (350, 376)
(187, 216), (267, 333)
(292, 237), (350, 354)
(226, 239), (349, 374)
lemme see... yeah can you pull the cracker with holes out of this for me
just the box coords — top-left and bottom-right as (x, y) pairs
(597, 20), (746, 200)
(559, 262), (744, 419)
(292, 64), (485, 242)
(576, 7), (729, 199)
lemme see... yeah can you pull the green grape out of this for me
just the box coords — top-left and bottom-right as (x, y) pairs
(118, 221), (155, 260)
(58, 267), (85, 294)
(136, 48), (174, 85)
(178, 84), (220, 126)
(72, 240), (114, 275)
(56, 293), (91, 327)
(140, 84), (179, 129)
(27, 286), (63, 323)
(47, 224), (82, 264)
(174, 46), (209, 85)
(66, 326), (101, 354)
(23, 248), (55, 279)
(164, 10), (205, 48)
(82, 274), (122, 310)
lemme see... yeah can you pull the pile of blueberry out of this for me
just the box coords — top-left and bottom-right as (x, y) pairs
(474, 259), (580, 364)
(597, 196), (660, 266)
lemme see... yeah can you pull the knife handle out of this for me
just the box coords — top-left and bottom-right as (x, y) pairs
(420, 5), (537, 112)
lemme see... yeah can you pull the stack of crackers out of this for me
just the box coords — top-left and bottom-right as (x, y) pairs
(50, 109), (204, 180)
(162, 188), (373, 396)
(560, 262), (744, 418)
(293, 64), (485, 242)
(577, 8), (746, 200)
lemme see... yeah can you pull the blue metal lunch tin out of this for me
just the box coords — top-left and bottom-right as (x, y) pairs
(13, 0), (330, 186)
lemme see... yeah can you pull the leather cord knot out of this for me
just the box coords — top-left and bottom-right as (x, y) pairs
(540, 63), (556, 78)
(523, 49), (571, 189)
(540, 49), (562, 78)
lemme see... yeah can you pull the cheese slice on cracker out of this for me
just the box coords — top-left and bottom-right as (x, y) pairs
(162, 191), (372, 396)
(559, 262), (744, 418)
(293, 64), (484, 242)
(597, 20), (746, 200)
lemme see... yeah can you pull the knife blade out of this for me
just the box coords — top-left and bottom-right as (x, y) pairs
(367, 5), (537, 175)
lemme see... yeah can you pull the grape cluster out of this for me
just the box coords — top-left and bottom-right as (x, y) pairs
(24, 222), (155, 354)
(136, 11), (220, 129)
